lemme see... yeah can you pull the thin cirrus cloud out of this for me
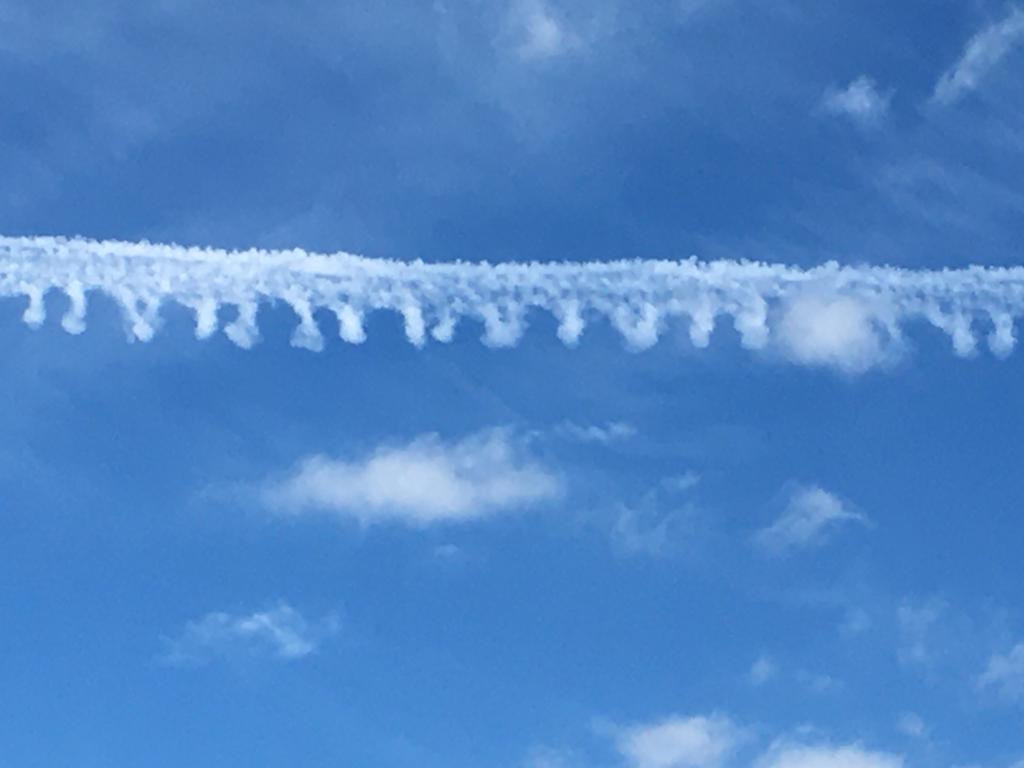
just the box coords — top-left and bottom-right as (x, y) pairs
(754, 486), (869, 556)
(933, 6), (1024, 105)
(263, 428), (562, 526)
(3, 235), (1024, 372)
(160, 602), (338, 667)
(820, 76), (892, 126)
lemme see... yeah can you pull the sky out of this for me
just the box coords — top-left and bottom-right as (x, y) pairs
(2, 1), (1024, 767)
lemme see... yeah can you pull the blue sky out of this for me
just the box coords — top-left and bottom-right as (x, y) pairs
(2, 2), (1024, 767)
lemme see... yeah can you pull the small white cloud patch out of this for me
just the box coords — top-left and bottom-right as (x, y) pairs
(161, 602), (337, 666)
(510, 0), (579, 60)
(775, 295), (896, 373)
(613, 714), (742, 768)
(758, 742), (904, 768)
(821, 76), (892, 126)
(979, 642), (1024, 701)
(755, 486), (868, 556)
(264, 429), (562, 526)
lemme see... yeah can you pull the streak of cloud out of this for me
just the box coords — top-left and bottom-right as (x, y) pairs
(2, 235), (1023, 368)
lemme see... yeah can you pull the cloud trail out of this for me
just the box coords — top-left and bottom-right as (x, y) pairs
(2, 235), (1024, 364)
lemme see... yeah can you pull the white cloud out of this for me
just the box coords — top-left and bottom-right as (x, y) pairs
(754, 486), (868, 556)
(933, 7), (1024, 105)
(613, 715), (742, 768)
(555, 420), (637, 444)
(161, 602), (337, 666)
(979, 642), (1024, 701)
(508, 0), (580, 61)
(3, 235), (1023, 365)
(774, 295), (897, 373)
(821, 77), (892, 126)
(749, 655), (778, 686)
(758, 742), (903, 768)
(264, 429), (562, 526)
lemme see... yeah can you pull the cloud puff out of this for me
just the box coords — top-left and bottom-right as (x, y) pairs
(3, 235), (1024, 368)
(161, 602), (337, 666)
(754, 486), (868, 556)
(758, 742), (903, 768)
(933, 7), (1024, 105)
(613, 714), (742, 768)
(821, 77), (892, 126)
(774, 295), (899, 372)
(264, 429), (562, 526)
(507, 0), (580, 61)
(979, 642), (1024, 701)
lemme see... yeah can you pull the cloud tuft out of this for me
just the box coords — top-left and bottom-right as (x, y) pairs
(161, 602), (337, 666)
(755, 486), (868, 556)
(821, 76), (891, 126)
(264, 429), (561, 526)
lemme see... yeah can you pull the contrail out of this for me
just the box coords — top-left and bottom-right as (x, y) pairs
(1, 235), (1022, 364)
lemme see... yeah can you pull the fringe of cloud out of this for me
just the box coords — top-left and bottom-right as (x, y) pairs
(2, 235), (1023, 364)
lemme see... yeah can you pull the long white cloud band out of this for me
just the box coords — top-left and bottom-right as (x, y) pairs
(1, 234), (1022, 357)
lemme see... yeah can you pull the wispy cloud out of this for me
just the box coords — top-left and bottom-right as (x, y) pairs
(3, 235), (1024, 367)
(933, 7), (1024, 105)
(978, 642), (1024, 701)
(161, 602), (338, 667)
(895, 712), (927, 739)
(263, 429), (561, 526)
(555, 420), (637, 444)
(612, 714), (743, 768)
(508, 0), (580, 61)
(897, 596), (948, 667)
(821, 76), (892, 127)
(754, 486), (868, 556)
(757, 741), (903, 768)
(749, 655), (778, 686)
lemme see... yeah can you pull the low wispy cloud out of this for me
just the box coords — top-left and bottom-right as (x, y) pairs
(757, 741), (903, 768)
(749, 655), (778, 686)
(978, 642), (1024, 701)
(897, 596), (947, 667)
(612, 714), (743, 768)
(264, 428), (562, 526)
(555, 420), (637, 444)
(161, 602), (338, 667)
(895, 712), (927, 739)
(821, 76), (892, 126)
(933, 7), (1024, 105)
(507, 0), (580, 61)
(3, 235), (1024, 368)
(754, 486), (868, 556)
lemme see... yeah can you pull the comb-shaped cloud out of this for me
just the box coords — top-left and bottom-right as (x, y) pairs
(2, 235), (1023, 371)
